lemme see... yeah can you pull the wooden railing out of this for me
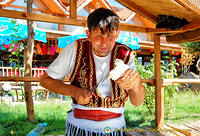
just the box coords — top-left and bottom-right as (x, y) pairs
(0, 67), (47, 77)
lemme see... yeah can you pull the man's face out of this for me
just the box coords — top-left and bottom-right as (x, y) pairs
(86, 27), (120, 57)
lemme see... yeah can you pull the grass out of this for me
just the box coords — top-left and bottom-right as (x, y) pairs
(0, 100), (71, 136)
(124, 100), (155, 128)
(165, 91), (200, 124)
(0, 91), (200, 136)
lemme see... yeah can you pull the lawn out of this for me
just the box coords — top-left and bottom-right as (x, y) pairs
(0, 91), (200, 136)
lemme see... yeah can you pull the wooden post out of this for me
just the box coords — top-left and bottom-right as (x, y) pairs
(60, 95), (63, 101)
(154, 34), (164, 128)
(56, 93), (58, 99)
(0, 83), (5, 96)
(24, 0), (35, 122)
(46, 91), (49, 100)
(42, 90), (46, 99)
(70, 0), (77, 19)
(35, 90), (37, 100)
(15, 90), (18, 101)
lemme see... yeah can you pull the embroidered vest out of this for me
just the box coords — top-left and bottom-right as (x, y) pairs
(70, 39), (133, 108)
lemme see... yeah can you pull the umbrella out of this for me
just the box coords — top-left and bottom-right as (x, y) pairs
(0, 17), (47, 46)
(58, 34), (139, 50)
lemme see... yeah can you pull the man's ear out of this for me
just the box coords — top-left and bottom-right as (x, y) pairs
(86, 30), (91, 41)
(116, 29), (120, 38)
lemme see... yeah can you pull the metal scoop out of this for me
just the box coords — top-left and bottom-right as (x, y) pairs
(89, 73), (109, 93)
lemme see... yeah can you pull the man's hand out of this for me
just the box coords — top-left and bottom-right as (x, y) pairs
(115, 69), (141, 90)
(115, 69), (146, 106)
(40, 72), (92, 105)
(73, 88), (92, 105)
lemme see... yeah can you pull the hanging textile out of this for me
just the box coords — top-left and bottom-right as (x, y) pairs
(0, 17), (47, 48)
(36, 42), (42, 55)
(42, 43), (48, 55)
(50, 41), (55, 57)
(58, 34), (139, 50)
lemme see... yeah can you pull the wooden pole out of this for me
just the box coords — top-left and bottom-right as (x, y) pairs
(24, 0), (35, 122)
(15, 90), (18, 101)
(70, 0), (77, 19)
(154, 34), (164, 128)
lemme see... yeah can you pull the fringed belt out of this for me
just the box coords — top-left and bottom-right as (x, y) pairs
(74, 108), (122, 121)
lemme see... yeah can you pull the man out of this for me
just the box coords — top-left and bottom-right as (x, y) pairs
(40, 8), (145, 136)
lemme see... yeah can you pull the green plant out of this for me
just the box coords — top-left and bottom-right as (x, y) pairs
(8, 19), (24, 75)
(180, 42), (200, 55)
(8, 19), (25, 101)
(134, 53), (180, 116)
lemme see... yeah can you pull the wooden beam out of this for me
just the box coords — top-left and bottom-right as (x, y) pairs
(0, 8), (150, 32)
(6, 4), (64, 16)
(40, 0), (66, 14)
(1, 8), (198, 34)
(70, 0), (77, 18)
(166, 28), (200, 43)
(116, 0), (157, 24)
(139, 41), (182, 50)
(174, 0), (200, 17)
(176, 20), (200, 31)
(139, 20), (200, 34)
(140, 46), (182, 52)
(5, 4), (87, 19)
(165, 124), (193, 136)
(0, 77), (41, 82)
(119, 23), (148, 33)
(154, 34), (164, 129)
(61, 0), (70, 6)
(132, 14), (145, 26)
(149, 20), (200, 34)
(163, 79), (200, 86)
(4, 0), (15, 6)
(0, 77), (154, 85)
(136, 14), (156, 28)
(0, 8), (87, 26)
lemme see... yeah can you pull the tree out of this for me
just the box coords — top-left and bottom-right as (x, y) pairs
(180, 42), (200, 56)
(180, 42), (200, 72)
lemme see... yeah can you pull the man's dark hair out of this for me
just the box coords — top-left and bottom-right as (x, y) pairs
(87, 8), (119, 34)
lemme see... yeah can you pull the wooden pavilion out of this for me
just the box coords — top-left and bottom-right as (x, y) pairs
(0, 0), (200, 130)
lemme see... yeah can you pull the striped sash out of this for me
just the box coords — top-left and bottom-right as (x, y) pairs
(65, 121), (127, 136)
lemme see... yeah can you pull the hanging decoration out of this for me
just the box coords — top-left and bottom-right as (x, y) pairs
(148, 49), (154, 53)
(42, 43), (48, 55)
(162, 51), (168, 54)
(55, 40), (60, 54)
(36, 41), (42, 55)
(50, 40), (55, 57)
(3, 43), (11, 49)
(174, 51), (181, 56)
(58, 34), (139, 50)
(136, 49), (142, 54)
(47, 45), (50, 56)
